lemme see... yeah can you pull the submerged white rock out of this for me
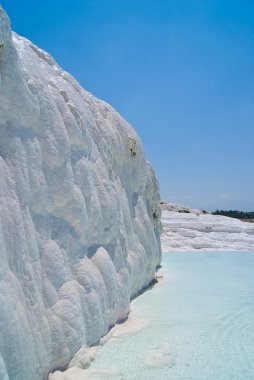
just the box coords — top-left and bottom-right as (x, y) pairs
(161, 202), (254, 252)
(0, 8), (161, 380)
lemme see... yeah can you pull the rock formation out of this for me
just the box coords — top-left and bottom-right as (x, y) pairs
(161, 201), (254, 251)
(0, 8), (161, 380)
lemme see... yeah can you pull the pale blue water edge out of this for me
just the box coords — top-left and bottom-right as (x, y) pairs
(88, 252), (254, 380)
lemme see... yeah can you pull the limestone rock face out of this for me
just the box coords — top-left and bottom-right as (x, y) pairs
(0, 8), (161, 380)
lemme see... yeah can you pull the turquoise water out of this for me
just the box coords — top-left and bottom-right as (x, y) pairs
(87, 252), (254, 380)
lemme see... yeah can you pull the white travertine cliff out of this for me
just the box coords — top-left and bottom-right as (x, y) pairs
(0, 8), (161, 380)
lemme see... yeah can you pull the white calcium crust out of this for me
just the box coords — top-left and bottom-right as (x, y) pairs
(0, 8), (161, 380)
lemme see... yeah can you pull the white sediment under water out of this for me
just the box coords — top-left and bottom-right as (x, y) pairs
(59, 252), (254, 380)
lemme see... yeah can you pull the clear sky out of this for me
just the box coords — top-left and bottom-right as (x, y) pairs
(2, 0), (254, 211)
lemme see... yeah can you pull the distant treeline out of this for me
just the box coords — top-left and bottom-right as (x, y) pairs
(212, 210), (254, 220)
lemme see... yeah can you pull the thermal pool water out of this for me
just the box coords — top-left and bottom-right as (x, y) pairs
(66, 252), (254, 380)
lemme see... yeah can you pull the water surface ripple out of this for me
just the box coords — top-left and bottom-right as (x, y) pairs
(86, 252), (254, 380)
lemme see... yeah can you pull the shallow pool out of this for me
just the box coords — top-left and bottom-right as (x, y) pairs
(85, 252), (254, 380)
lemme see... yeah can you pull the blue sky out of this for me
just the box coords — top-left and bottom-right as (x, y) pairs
(2, 0), (254, 211)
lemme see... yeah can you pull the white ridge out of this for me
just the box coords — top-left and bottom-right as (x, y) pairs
(161, 201), (254, 252)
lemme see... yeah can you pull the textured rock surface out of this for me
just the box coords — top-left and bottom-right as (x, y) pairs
(161, 202), (254, 252)
(0, 8), (161, 380)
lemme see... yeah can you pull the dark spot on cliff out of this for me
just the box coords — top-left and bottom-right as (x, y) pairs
(128, 136), (137, 158)
(152, 208), (160, 220)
